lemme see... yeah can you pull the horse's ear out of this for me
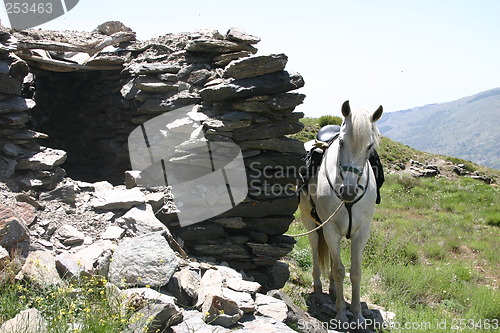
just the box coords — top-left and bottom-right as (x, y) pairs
(341, 100), (351, 117)
(371, 105), (383, 122)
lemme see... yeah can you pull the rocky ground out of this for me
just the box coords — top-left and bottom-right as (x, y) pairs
(386, 156), (496, 184)
(0, 175), (396, 333)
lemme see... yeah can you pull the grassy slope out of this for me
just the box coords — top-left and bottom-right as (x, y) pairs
(284, 118), (500, 332)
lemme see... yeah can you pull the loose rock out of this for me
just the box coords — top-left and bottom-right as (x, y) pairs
(16, 250), (64, 286)
(108, 232), (179, 288)
(121, 287), (183, 332)
(90, 188), (146, 210)
(255, 293), (288, 322)
(0, 203), (30, 251)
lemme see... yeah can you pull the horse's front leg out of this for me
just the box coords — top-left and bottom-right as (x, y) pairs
(349, 224), (371, 326)
(322, 228), (348, 323)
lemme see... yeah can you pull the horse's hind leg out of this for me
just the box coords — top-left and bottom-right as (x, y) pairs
(299, 198), (322, 293)
(329, 257), (336, 297)
(306, 228), (323, 293)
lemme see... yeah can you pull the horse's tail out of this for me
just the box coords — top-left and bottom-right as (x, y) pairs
(317, 228), (330, 275)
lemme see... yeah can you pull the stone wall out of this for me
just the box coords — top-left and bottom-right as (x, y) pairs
(0, 26), (67, 190)
(0, 23), (306, 287)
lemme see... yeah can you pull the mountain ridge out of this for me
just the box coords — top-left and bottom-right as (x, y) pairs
(377, 88), (500, 169)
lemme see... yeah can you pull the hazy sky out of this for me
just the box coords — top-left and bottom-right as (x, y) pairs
(1, 0), (499, 117)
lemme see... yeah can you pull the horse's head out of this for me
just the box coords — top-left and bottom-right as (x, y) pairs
(336, 100), (383, 202)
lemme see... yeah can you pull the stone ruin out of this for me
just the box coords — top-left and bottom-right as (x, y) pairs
(0, 21), (307, 288)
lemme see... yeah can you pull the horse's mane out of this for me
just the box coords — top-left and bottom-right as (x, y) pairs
(346, 108), (381, 152)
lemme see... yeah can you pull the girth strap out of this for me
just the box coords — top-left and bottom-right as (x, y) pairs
(345, 202), (354, 239)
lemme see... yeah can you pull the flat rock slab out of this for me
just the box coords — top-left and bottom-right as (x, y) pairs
(108, 232), (179, 288)
(91, 188), (146, 210)
(15, 146), (67, 171)
(0, 308), (48, 333)
(186, 39), (257, 54)
(16, 250), (64, 287)
(238, 314), (296, 332)
(223, 54), (288, 80)
(56, 240), (114, 277)
(225, 28), (260, 44)
(0, 96), (35, 113)
(117, 203), (167, 236)
(101, 225), (125, 240)
(200, 71), (304, 102)
(55, 224), (85, 245)
(255, 293), (288, 323)
(170, 309), (229, 333)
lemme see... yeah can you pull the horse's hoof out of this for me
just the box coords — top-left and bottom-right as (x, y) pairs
(335, 312), (349, 324)
(352, 315), (369, 332)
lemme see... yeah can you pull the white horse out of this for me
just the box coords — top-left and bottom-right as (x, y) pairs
(299, 100), (383, 325)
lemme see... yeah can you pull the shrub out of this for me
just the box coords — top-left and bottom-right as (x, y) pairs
(400, 174), (421, 190)
(318, 115), (342, 127)
(485, 211), (500, 227)
(291, 247), (312, 269)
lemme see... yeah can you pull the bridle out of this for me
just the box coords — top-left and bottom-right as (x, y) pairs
(336, 138), (370, 194)
(324, 134), (371, 239)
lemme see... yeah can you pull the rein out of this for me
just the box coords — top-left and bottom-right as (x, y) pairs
(285, 200), (345, 238)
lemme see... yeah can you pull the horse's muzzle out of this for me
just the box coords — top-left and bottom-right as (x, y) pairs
(339, 183), (358, 202)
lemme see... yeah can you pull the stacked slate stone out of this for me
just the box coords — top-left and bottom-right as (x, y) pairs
(121, 28), (306, 288)
(2, 25), (306, 288)
(0, 27), (66, 190)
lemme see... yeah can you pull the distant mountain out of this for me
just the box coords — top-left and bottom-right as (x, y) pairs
(378, 88), (500, 169)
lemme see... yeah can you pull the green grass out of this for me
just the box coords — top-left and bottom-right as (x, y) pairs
(0, 274), (135, 332)
(285, 175), (499, 332)
(289, 117), (321, 142)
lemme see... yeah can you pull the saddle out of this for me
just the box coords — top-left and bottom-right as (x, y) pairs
(300, 125), (384, 204)
(317, 124), (341, 142)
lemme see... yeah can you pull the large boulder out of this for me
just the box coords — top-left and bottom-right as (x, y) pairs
(108, 232), (179, 288)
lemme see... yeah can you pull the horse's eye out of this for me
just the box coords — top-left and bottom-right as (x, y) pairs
(367, 143), (374, 151)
